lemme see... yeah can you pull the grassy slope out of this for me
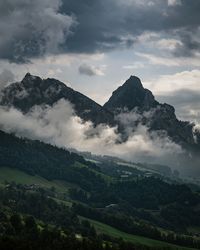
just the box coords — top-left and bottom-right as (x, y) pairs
(81, 217), (197, 250)
(0, 167), (70, 192)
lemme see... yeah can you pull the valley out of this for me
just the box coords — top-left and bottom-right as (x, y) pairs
(0, 130), (200, 249)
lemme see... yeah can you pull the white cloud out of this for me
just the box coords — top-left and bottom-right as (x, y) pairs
(156, 38), (182, 50)
(144, 69), (200, 95)
(143, 70), (200, 123)
(137, 52), (200, 67)
(136, 32), (160, 43)
(0, 0), (76, 62)
(168, 0), (182, 6)
(0, 99), (183, 166)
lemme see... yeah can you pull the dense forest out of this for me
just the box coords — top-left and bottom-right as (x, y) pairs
(0, 130), (105, 191)
(0, 183), (190, 250)
(0, 130), (200, 249)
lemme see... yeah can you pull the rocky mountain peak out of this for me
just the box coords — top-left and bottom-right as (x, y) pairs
(23, 72), (34, 80)
(0, 73), (115, 126)
(21, 73), (42, 87)
(104, 76), (158, 113)
(124, 75), (143, 89)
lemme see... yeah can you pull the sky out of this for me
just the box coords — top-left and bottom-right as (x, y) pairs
(0, 0), (200, 123)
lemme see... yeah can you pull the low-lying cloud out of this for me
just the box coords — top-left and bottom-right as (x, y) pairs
(0, 99), (185, 172)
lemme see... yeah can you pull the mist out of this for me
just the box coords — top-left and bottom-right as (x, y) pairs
(0, 99), (198, 177)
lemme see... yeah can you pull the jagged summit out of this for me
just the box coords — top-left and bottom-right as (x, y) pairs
(123, 75), (143, 88)
(104, 76), (158, 112)
(0, 73), (198, 147)
(23, 72), (33, 79)
(103, 76), (197, 146)
(21, 72), (44, 88)
(0, 73), (115, 126)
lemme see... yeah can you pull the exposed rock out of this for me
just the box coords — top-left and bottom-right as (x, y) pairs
(104, 76), (158, 112)
(0, 73), (115, 127)
(104, 75), (198, 147)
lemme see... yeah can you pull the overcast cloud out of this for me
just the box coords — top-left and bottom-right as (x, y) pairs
(61, 0), (200, 57)
(0, 0), (200, 62)
(0, 0), (200, 152)
(0, 99), (186, 173)
(0, 0), (75, 62)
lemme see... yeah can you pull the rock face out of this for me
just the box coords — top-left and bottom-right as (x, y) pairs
(104, 76), (158, 112)
(0, 73), (115, 127)
(104, 75), (197, 147)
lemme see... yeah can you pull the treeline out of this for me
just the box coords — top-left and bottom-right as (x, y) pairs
(70, 177), (200, 231)
(0, 183), (94, 235)
(90, 178), (200, 209)
(0, 185), (175, 250)
(0, 212), (189, 250)
(73, 203), (200, 249)
(1, 130), (200, 248)
(0, 130), (105, 191)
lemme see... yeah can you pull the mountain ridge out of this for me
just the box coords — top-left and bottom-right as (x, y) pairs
(0, 73), (199, 149)
(0, 73), (115, 127)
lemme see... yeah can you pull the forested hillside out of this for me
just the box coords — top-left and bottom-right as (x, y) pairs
(0, 130), (200, 249)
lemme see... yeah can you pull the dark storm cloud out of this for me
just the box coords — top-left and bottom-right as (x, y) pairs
(61, 0), (200, 56)
(0, 0), (75, 63)
(0, 0), (200, 62)
(61, 0), (164, 53)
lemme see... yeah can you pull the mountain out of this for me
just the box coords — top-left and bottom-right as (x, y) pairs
(0, 73), (115, 127)
(0, 73), (199, 149)
(104, 76), (198, 147)
(104, 76), (158, 112)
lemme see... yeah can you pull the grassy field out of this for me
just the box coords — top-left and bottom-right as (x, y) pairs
(0, 167), (69, 192)
(80, 217), (197, 250)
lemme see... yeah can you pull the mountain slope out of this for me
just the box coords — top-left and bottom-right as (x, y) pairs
(0, 73), (115, 126)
